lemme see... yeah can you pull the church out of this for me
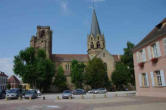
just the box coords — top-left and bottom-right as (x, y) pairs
(30, 9), (120, 88)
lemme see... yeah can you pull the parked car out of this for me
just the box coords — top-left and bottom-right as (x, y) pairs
(94, 88), (107, 94)
(0, 89), (6, 99)
(36, 89), (41, 96)
(24, 90), (38, 99)
(72, 89), (86, 95)
(62, 90), (72, 99)
(88, 89), (97, 94)
(6, 88), (22, 99)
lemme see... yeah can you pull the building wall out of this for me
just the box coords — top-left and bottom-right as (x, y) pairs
(97, 49), (116, 79)
(55, 61), (88, 89)
(134, 36), (166, 97)
(0, 76), (8, 90)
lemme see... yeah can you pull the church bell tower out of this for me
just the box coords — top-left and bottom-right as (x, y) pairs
(87, 9), (105, 59)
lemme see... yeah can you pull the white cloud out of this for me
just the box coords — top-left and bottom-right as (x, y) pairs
(0, 58), (14, 77)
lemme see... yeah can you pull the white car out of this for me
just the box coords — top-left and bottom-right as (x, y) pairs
(94, 88), (107, 94)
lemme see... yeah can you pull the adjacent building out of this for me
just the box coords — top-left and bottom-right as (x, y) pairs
(133, 18), (166, 97)
(0, 71), (8, 90)
(30, 9), (120, 89)
(8, 75), (20, 89)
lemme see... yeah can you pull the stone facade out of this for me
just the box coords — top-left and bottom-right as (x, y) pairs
(30, 9), (120, 88)
(30, 26), (52, 58)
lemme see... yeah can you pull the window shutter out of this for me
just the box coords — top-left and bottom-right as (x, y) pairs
(150, 72), (155, 87)
(147, 46), (151, 60)
(136, 52), (139, 63)
(143, 49), (146, 62)
(139, 74), (142, 87)
(160, 70), (166, 86)
(163, 38), (166, 55)
(156, 41), (161, 57)
(145, 73), (149, 87)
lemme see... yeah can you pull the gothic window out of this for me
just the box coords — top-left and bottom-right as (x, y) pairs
(97, 41), (100, 48)
(90, 42), (94, 49)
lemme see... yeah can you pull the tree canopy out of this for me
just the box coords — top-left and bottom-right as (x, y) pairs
(71, 60), (85, 88)
(84, 57), (109, 89)
(54, 66), (67, 92)
(13, 47), (55, 91)
(111, 41), (135, 90)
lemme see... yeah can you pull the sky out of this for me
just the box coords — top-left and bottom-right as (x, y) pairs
(0, 0), (166, 77)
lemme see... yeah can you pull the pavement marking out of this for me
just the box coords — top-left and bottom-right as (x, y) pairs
(47, 105), (61, 109)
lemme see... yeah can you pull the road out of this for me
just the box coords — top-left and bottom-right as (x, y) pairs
(0, 91), (166, 110)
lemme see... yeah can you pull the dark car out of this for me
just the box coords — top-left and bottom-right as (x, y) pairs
(0, 89), (6, 99)
(72, 89), (86, 95)
(6, 88), (22, 99)
(24, 90), (38, 99)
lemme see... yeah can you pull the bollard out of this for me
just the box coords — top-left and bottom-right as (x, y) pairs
(56, 96), (60, 100)
(69, 96), (72, 100)
(19, 96), (22, 100)
(81, 95), (84, 99)
(104, 94), (107, 98)
(92, 94), (96, 99)
(29, 96), (32, 100)
(43, 96), (45, 100)
(5, 97), (8, 101)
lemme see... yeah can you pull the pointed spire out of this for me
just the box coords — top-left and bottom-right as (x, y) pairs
(91, 9), (101, 37)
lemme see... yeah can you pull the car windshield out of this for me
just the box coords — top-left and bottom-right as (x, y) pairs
(25, 90), (35, 94)
(8, 89), (18, 93)
(63, 90), (71, 93)
(98, 88), (105, 90)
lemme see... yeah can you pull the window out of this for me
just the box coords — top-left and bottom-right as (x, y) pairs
(151, 70), (165, 87)
(151, 44), (158, 58)
(66, 64), (70, 71)
(97, 41), (100, 48)
(163, 38), (166, 55)
(151, 42), (161, 58)
(90, 42), (94, 49)
(154, 71), (162, 86)
(139, 73), (149, 87)
(137, 49), (146, 63)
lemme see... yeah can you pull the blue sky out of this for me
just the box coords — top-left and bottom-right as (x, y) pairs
(0, 0), (166, 76)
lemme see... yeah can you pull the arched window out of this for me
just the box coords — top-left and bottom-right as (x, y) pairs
(97, 41), (100, 48)
(40, 30), (45, 37)
(90, 42), (94, 49)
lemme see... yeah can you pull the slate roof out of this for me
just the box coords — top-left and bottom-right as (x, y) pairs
(0, 71), (8, 77)
(91, 9), (101, 37)
(133, 18), (166, 52)
(52, 54), (89, 62)
(8, 75), (20, 84)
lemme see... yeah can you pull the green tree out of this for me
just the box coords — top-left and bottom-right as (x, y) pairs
(121, 41), (135, 85)
(111, 41), (135, 90)
(54, 66), (67, 92)
(13, 47), (55, 91)
(111, 62), (130, 90)
(71, 60), (85, 88)
(84, 57), (109, 89)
